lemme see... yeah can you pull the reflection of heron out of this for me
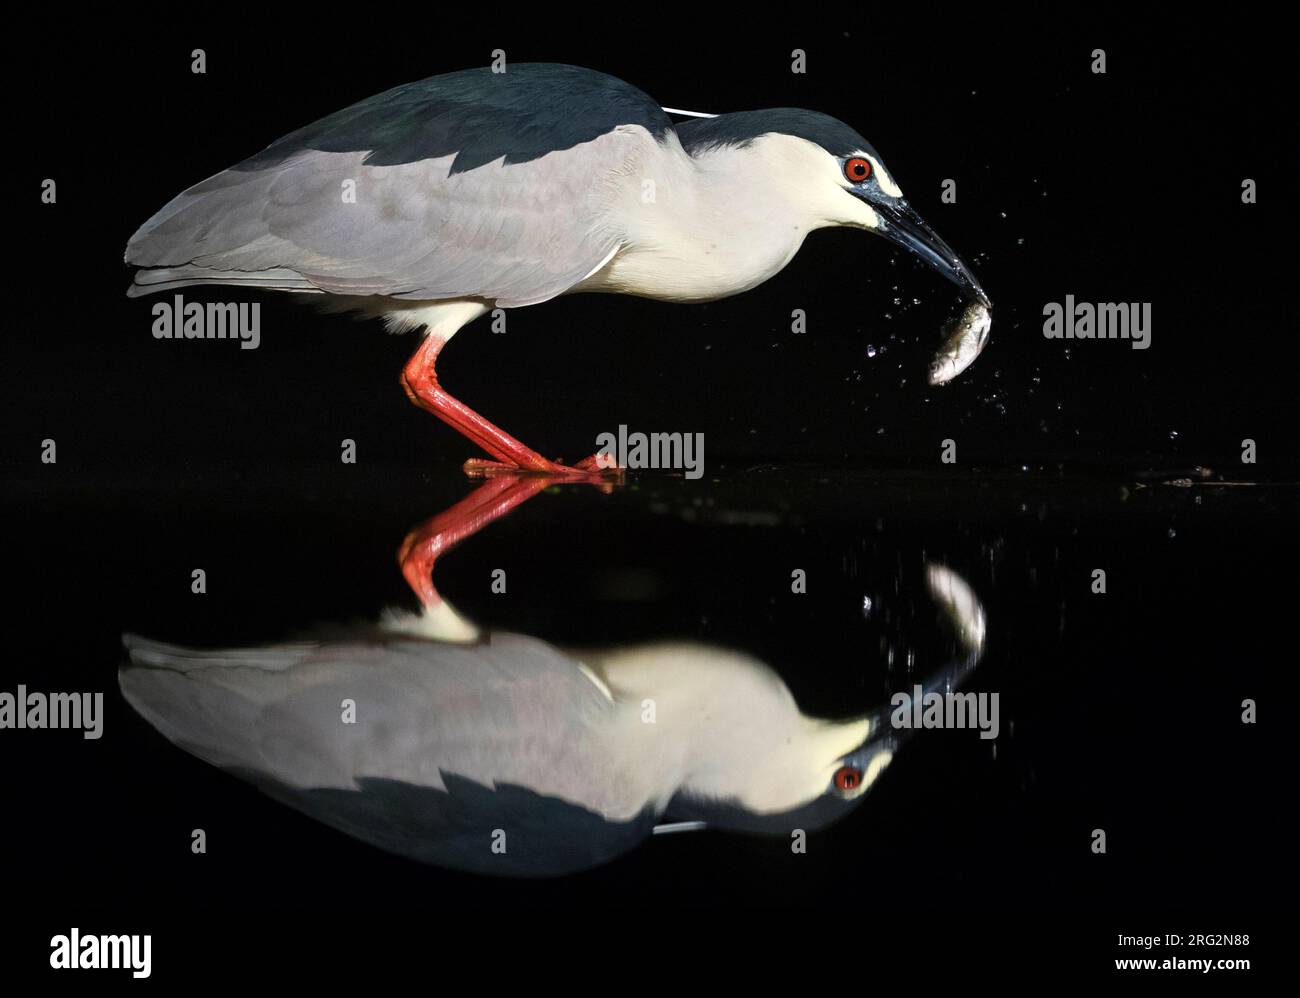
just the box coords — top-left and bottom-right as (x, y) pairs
(125, 64), (988, 476)
(120, 479), (987, 876)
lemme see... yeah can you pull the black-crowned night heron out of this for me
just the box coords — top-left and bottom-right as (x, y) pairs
(119, 560), (986, 877)
(126, 63), (989, 475)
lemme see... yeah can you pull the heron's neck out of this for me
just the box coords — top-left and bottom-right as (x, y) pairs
(581, 642), (869, 813)
(588, 135), (836, 303)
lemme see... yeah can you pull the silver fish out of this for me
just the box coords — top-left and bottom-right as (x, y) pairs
(929, 301), (992, 385)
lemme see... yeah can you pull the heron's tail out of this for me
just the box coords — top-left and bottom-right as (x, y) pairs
(126, 266), (320, 297)
(119, 633), (325, 775)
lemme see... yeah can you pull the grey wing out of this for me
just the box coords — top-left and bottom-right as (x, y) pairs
(119, 631), (621, 801)
(125, 65), (672, 307)
(127, 138), (649, 307)
(120, 631), (659, 874)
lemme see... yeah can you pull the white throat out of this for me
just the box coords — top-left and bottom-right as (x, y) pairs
(581, 642), (871, 815)
(580, 133), (876, 304)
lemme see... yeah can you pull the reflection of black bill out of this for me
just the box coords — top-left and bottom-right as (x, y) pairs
(871, 198), (990, 307)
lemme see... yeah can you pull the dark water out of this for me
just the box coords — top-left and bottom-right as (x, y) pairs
(5, 460), (1293, 963)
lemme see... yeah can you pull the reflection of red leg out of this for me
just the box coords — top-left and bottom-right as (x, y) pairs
(398, 476), (552, 608)
(401, 335), (622, 478)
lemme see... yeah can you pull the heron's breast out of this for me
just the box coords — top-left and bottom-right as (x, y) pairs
(580, 225), (809, 304)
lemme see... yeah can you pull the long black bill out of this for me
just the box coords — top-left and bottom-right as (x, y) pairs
(870, 198), (990, 308)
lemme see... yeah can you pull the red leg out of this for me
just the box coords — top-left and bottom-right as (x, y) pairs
(401, 335), (622, 478)
(401, 335), (556, 471)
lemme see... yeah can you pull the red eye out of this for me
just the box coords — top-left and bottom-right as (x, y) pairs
(833, 766), (862, 792)
(844, 157), (872, 183)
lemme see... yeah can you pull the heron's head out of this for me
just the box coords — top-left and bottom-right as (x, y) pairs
(664, 714), (899, 835)
(594, 639), (901, 834)
(677, 109), (989, 306)
(644, 564), (987, 837)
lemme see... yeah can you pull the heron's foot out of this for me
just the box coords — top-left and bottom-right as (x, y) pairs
(463, 455), (624, 483)
(572, 452), (624, 475)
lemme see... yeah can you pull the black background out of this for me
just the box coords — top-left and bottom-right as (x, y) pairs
(6, 15), (1295, 475)
(2, 12), (1295, 984)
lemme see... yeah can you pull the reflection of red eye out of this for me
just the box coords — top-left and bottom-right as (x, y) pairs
(834, 766), (862, 792)
(844, 157), (872, 183)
